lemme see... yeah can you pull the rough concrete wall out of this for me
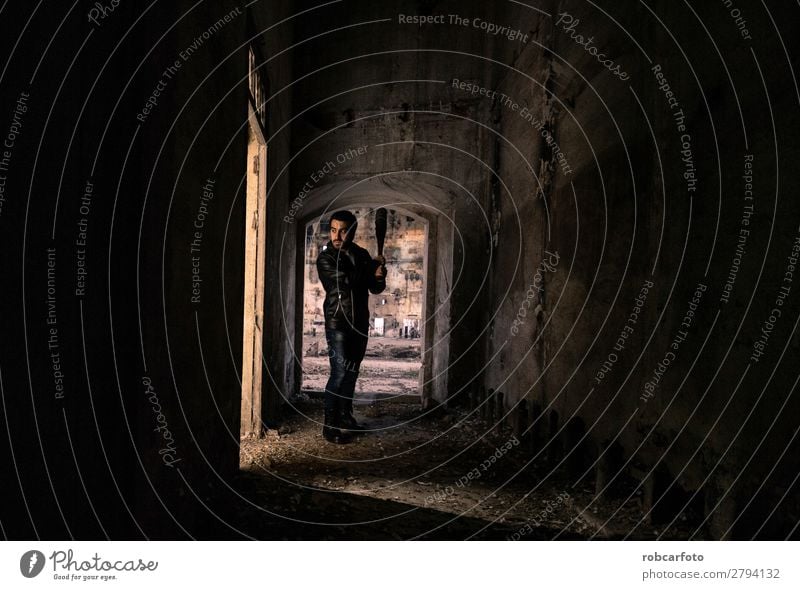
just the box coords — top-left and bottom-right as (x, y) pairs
(0, 1), (249, 538)
(252, 1), (297, 425)
(482, 2), (554, 418)
(481, 0), (800, 537)
(127, 0), (250, 537)
(286, 0), (500, 403)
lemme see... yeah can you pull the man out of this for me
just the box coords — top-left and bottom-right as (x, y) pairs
(316, 210), (386, 443)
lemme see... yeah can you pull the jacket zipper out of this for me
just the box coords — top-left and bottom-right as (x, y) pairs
(333, 291), (354, 325)
(348, 288), (354, 324)
(329, 251), (355, 325)
(334, 293), (343, 319)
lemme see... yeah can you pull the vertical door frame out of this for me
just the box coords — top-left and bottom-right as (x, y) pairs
(241, 97), (268, 437)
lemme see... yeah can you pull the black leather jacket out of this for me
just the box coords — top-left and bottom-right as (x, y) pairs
(316, 241), (386, 332)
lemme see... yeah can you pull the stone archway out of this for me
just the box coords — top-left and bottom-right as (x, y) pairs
(300, 207), (426, 399)
(289, 176), (460, 409)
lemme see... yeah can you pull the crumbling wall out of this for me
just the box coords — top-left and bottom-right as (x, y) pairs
(286, 0), (499, 404)
(479, 0), (800, 538)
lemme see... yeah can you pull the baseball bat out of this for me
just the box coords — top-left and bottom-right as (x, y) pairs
(375, 207), (387, 257)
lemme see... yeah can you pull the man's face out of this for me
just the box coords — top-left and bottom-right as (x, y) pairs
(329, 219), (354, 249)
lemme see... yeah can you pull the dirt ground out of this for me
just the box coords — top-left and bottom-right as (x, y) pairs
(227, 336), (702, 540)
(235, 395), (699, 540)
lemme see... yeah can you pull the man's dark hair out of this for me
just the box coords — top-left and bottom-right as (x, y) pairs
(330, 210), (357, 231)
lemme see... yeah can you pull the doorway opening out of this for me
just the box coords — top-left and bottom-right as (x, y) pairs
(300, 208), (427, 403)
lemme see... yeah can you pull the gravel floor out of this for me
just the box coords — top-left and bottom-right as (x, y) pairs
(233, 396), (700, 540)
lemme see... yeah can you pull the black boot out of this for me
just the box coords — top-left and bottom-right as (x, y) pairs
(340, 401), (367, 435)
(322, 408), (351, 444)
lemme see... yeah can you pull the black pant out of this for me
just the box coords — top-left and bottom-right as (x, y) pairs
(324, 328), (368, 416)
